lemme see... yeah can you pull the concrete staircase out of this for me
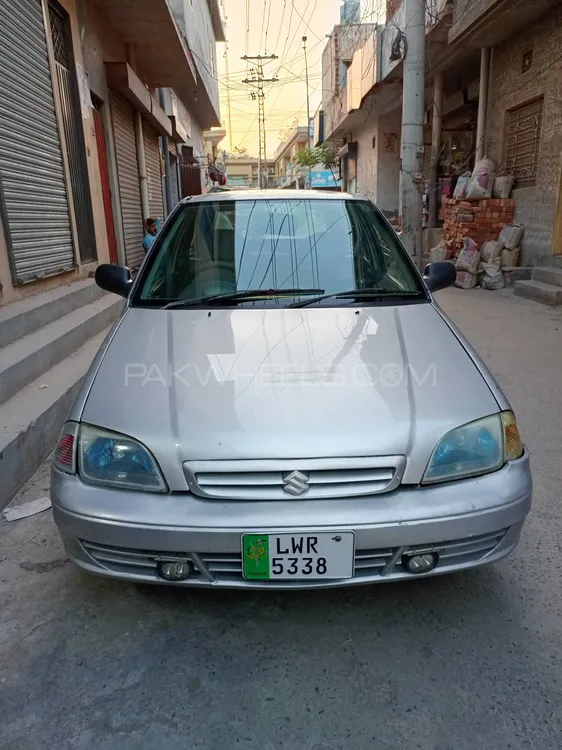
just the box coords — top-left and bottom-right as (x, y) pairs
(514, 257), (562, 306)
(0, 280), (123, 510)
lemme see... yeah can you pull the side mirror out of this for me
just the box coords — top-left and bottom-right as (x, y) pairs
(95, 264), (133, 298)
(423, 261), (456, 293)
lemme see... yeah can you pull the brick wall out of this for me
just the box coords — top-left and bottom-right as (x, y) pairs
(441, 199), (515, 251)
(485, 5), (562, 266)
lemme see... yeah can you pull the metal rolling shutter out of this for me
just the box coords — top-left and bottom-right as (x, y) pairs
(110, 92), (143, 268)
(0, 0), (75, 283)
(346, 155), (357, 182)
(143, 122), (165, 221)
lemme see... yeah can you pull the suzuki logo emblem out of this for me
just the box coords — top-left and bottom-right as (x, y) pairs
(282, 470), (310, 496)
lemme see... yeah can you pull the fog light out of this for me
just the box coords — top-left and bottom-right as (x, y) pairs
(402, 551), (439, 574)
(157, 560), (191, 581)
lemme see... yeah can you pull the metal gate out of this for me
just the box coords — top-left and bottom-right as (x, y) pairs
(49, 0), (97, 264)
(143, 122), (165, 222)
(93, 107), (118, 264)
(179, 163), (202, 198)
(110, 92), (144, 268)
(0, 0), (75, 283)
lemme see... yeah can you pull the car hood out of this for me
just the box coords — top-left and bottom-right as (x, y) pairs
(81, 304), (499, 487)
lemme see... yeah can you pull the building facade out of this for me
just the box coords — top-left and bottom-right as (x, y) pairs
(316, 0), (562, 263)
(274, 126), (310, 189)
(0, 0), (225, 305)
(225, 158), (275, 189)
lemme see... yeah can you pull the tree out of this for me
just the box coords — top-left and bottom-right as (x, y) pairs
(278, 117), (299, 143)
(294, 145), (339, 186)
(315, 144), (338, 174)
(227, 145), (250, 159)
(294, 148), (318, 170)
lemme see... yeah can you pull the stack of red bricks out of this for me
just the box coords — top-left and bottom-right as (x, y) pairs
(440, 198), (516, 252)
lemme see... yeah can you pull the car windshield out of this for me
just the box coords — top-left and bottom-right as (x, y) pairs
(134, 198), (424, 307)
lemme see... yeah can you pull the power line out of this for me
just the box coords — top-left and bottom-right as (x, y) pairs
(271, 0), (287, 54)
(290, 0), (321, 42)
(242, 54), (279, 187)
(264, 0), (273, 52)
(245, 0), (250, 57)
(260, 0), (268, 51)
(265, 0), (320, 124)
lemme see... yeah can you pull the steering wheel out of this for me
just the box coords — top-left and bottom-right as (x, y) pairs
(187, 261), (238, 297)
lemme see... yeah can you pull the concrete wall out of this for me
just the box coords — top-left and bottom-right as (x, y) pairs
(322, 36), (338, 114)
(322, 24), (376, 140)
(375, 109), (401, 221)
(485, 5), (562, 265)
(450, 0), (500, 41)
(353, 106), (400, 220)
(169, 0), (220, 125)
(184, 0), (220, 121)
(356, 121), (377, 201)
(380, 2), (405, 80)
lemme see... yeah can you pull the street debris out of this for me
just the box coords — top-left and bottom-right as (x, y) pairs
(3, 496), (51, 522)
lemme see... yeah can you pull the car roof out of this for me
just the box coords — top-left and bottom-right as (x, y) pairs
(181, 190), (367, 204)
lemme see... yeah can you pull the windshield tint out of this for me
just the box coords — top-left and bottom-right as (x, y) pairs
(135, 199), (423, 306)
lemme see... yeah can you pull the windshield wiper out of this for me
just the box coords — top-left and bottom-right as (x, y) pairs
(163, 288), (324, 309)
(289, 289), (424, 308)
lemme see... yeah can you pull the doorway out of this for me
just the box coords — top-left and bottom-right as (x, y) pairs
(93, 105), (118, 264)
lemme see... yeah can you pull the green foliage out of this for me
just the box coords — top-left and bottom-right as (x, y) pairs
(227, 146), (249, 159)
(315, 143), (338, 170)
(294, 145), (338, 170)
(294, 148), (318, 169)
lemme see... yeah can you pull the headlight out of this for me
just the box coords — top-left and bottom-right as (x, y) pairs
(77, 423), (167, 492)
(422, 411), (523, 485)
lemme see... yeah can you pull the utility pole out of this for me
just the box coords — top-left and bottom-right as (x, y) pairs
(224, 44), (234, 152)
(399, 0), (426, 267)
(242, 54), (278, 189)
(428, 71), (443, 229)
(302, 36), (312, 189)
(475, 48), (490, 162)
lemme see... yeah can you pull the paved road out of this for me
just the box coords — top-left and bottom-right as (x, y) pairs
(1, 288), (562, 750)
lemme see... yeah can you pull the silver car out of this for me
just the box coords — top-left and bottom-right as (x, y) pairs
(51, 191), (532, 588)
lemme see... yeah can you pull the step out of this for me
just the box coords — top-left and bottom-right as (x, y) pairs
(0, 278), (105, 349)
(549, 256), (562, 269)
(533, 266), (562, 287)
(0, 294), (123, 406)
(513, 279), (562, 307)
(0, 329), (112, 510)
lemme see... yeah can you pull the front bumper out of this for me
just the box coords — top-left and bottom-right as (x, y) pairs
(52, 453), (532, 589)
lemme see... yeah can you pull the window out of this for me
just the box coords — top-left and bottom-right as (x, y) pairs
(522, 49), (533, 73)
(341, 60), (351, 89)
(504, 97), (543, 188)
(134, 199), (423, 306)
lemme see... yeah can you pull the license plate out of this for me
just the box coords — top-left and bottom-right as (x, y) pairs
(242, 532), (355, 580)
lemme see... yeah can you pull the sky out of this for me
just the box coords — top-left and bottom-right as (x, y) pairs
(216, 0), (382, 158)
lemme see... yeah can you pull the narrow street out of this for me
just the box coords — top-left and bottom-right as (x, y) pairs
(0, 288), (561, 750)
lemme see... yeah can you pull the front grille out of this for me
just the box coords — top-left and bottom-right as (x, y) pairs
(183, 457), (406, 500)
(80, 528), (508, 584)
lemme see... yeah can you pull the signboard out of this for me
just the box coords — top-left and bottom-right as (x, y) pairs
(310, 170), (341, 189)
